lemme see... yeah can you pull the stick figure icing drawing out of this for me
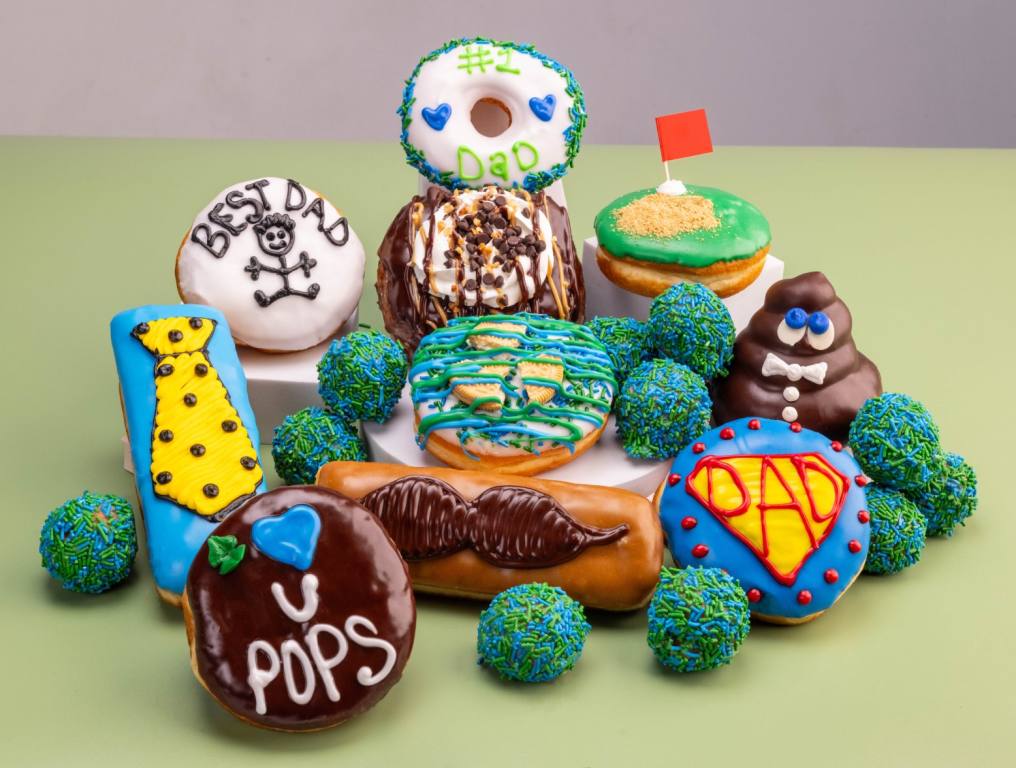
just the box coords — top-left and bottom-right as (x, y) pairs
(176, 177), (365, 352)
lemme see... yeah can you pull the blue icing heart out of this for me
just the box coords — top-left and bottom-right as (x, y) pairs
(251, 504), (321, 571)
(529, 94), (556, 122)
(422, 103), (452, 131)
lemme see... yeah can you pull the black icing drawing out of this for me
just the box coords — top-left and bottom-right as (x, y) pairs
(244, 213), (320, 307)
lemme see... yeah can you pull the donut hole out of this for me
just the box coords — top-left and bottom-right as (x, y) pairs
(470, 98), (512, 138)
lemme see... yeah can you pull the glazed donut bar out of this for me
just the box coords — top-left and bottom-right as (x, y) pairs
(315, 461), (663, 611)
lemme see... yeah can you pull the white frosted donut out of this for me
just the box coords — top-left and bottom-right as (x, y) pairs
(176, 177), (365, 352)
(399, 38), (586, 192)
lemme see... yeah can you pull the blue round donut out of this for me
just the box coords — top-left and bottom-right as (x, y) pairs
(656, 417), (872, 623)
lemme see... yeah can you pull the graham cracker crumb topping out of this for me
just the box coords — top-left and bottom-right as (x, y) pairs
(613, 193), (720, 238)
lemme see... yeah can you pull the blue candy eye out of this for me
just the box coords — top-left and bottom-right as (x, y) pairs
(785, 307), (808, 329)
(807, 311), (830, 334)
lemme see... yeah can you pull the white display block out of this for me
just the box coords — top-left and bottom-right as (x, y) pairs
(581, 236), (784, 333)
(363, 384), (669, 496)
(237, 309), (359, 437)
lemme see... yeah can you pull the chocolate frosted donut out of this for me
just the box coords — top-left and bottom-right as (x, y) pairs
(712, 272), (881, 442)
(183, 487), (415, 732)
(376, 185), (584, 354)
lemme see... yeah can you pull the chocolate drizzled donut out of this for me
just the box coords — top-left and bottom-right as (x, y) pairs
(360, 476), (629, 568)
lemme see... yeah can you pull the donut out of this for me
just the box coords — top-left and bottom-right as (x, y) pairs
(182, 487), (415, 732)
(615, 359), (712, 460)
(585, 316), (650, 389)
(477, 584), (590, 683)
(910, 451), (977, 537)
(39, 492), (138, 594)
(655, 418), (872, 624)
(398, 38), (586, 192)
(111, 305), (267, 604)
(714, 271), (883, 442)
(315, 460), (663, 611)
(176, 177), (365, 352)
(409, 314), (616, 475)
(848, 392), (941, 491)
(647, 283), (735, 379)
(271, 407), (366, 486)
(646, 566), (750, 672)
(593, 185), (771, 298)
(316, 330), (408, 422)
(376, 184), (584, 355)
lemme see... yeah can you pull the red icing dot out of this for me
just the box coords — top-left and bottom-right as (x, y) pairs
(692, 442), (706, 454)
(824, 569), (839, 583)
(855, 474), (869, 487)
(747, 588), (762, 603)
(720, 427), (735, 440)
(830, 441), (843, 452)
(681, 516), (698, 530)
(790, 422), (802, 433)
(691, 544), (709, 558)
(797, 590), (813, 605)
(857, 509), (870, 524)
(748, 419), (761, 430)
(848, 539), (862, 553)
(667, 473), (681, 487)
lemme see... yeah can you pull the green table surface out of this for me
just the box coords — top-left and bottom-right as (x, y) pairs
(3, 138), (1013, 766)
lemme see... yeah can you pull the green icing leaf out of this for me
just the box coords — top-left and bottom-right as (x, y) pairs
(207, 535), (245, 575)
(217, 544), (246, 575)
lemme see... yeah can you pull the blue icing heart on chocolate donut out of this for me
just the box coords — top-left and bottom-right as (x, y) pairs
(656, 417), (871, 622)
(421, 103), (452, 131)
(251, 504), (321, 571)
(529, 94), (556, 122)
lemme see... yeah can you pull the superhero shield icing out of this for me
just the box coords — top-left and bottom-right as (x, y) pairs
(712, 272), (882, 442)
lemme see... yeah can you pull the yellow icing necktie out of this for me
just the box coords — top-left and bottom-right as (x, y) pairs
(133, 317), (262, 519)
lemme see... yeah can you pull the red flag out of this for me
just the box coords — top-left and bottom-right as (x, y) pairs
(655, 109), (713, 163)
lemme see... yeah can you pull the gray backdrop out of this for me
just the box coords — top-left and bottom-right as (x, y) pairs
(3, 0), (1013, 147)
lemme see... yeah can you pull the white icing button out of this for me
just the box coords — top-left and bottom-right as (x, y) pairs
(656, 179), (687, 196)
(176, 177), (365, 352)
(782, 406), (799, 422)
(783, 386), (800, 402)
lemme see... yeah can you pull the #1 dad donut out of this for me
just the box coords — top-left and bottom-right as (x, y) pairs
(654, 418), (872, 624)
(399, 38), (586, 192)
(183, 487), (415, 732)
(176, 177), (365, 352)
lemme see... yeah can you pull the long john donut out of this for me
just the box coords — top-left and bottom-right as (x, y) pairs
(315, 461), (663, 611)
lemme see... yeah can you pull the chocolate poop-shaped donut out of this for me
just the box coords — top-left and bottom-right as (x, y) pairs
(712, 272), (881, 441)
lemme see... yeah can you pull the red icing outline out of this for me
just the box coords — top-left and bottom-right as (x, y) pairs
(685, 453), (849, 587)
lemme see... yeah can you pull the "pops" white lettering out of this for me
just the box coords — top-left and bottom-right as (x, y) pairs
(246, 572), (397, 715)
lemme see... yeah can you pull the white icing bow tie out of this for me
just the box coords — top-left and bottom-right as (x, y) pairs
(761, 353), (828, 385)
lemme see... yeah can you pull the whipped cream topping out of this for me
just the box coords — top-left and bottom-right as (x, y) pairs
(410, 188), (555, 309)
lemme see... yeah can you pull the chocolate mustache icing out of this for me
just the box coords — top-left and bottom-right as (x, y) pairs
(360, 475), (629, 568)
(712, 271), (882, 442)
